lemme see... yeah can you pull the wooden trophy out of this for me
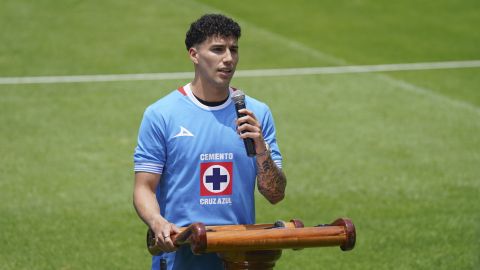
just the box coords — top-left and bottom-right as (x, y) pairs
(147, 218), (356, 270)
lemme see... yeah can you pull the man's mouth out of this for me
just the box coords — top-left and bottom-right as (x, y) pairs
(218, 68), (233, 74)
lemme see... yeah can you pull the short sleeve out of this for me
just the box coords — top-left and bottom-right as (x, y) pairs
(261, 107), (283, 169)
(133, 107), (167, 174)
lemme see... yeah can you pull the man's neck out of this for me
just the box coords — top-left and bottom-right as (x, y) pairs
(190, 77), (229, 102)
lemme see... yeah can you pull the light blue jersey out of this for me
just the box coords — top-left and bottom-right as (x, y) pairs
(134, 83), (282, 270)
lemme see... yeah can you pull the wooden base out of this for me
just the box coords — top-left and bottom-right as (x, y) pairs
(218, 250), (282, 270)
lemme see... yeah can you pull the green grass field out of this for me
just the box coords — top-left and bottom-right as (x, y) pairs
(1, 0), (479, 269)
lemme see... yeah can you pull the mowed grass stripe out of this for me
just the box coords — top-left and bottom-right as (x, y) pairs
(0, 60), (479, 85)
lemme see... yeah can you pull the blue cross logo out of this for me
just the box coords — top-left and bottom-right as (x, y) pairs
(206, 167), (228, 190)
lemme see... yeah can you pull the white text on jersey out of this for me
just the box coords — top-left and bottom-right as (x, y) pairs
(200, 152), (234, 161)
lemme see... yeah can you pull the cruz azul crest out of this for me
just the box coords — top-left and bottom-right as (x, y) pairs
(200, 162), (233, 196)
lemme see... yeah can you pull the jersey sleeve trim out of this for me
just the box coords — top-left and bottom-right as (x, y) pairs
(273, 159), (282, 169)
(134, 162), (164, 174)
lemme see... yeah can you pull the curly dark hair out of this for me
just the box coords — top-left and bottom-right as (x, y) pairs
(185, 14), (241, 50)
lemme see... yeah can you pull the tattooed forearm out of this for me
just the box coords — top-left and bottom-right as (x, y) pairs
(257, 156), (287, 204)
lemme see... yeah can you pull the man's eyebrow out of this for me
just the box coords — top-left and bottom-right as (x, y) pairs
(209, 42), (238, 46)
(209, 43), (227, 48)
(208, 43), (238, 50)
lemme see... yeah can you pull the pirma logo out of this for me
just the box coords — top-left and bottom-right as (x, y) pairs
(173, 126), (194, 138)
(200, 162), (233, 196)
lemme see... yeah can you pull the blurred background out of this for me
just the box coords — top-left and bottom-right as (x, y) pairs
(1, 0), (479, 269)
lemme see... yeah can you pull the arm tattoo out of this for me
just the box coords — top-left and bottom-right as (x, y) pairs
(257, 156), (287, 204)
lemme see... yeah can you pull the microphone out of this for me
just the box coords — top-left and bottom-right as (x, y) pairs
(231, 90), (256, 157)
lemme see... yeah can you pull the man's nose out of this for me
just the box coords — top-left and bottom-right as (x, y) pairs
(223, 49), (233, 63)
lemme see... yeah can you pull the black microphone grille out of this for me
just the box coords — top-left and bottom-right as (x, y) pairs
(231, 90), (245, 103)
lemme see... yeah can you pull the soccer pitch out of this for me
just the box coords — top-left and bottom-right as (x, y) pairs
(1, 0), (479, 269)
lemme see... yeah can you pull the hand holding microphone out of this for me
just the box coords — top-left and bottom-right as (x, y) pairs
(232, 90), (267, 157)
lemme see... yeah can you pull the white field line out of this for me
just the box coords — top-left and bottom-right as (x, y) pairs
(0, 71), (193, 85)
(376, 74), (480, 115)
(0, 60), (479, 85)
(236, 60), (480, 77)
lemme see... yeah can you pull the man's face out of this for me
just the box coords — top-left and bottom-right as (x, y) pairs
(190, 35), (239, 88)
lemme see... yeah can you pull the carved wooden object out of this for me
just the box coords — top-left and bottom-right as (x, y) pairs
(147, 218), (355, 269)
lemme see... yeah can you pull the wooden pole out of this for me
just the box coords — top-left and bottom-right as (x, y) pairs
(204, 226), (348, 253)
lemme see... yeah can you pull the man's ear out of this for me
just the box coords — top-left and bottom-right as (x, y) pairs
(188, 47), (199, 64)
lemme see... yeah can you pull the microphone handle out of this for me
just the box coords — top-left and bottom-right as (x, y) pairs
(235, 108), (256, 157)
(244, 137), (256, 157)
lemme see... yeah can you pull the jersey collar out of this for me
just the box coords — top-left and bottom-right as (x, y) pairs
(183, 83), (234, 111)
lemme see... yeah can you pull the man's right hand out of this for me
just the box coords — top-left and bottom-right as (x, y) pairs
(151, 219), (180, 252)
(133, 172), (180, 253)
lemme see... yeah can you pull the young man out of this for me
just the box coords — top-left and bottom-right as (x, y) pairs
(133, 14), (286, 270)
